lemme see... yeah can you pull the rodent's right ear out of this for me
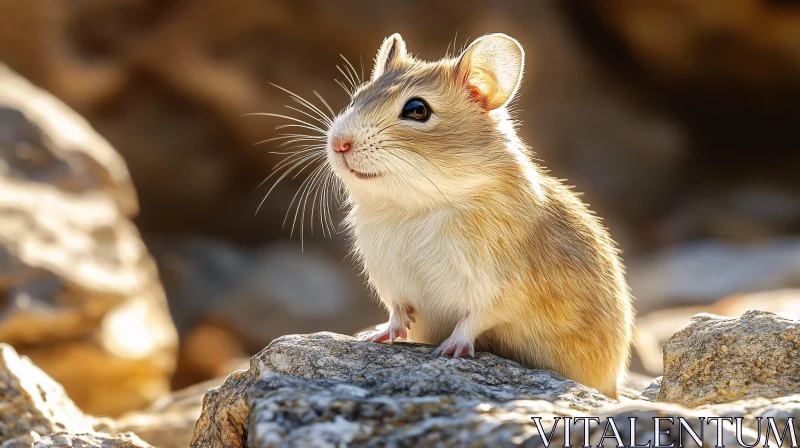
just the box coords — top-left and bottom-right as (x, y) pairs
(372, 33), (407, 81)
(457, 34), (524, 111)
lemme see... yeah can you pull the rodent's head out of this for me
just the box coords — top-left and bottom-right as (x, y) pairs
(327, 33), (526, 209)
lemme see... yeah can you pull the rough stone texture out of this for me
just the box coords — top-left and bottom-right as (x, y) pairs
(542, 401), (755, 448)
(0, 345), (93, 443)
(640, 376), (662, 402)
(0, 64), (178, 416)
(697, 395), (800, 433)
(190, 332), (613, 447)
(2, 432), (152, 448)
(244, 375), (756, 447)
(659, 310), (800, 407)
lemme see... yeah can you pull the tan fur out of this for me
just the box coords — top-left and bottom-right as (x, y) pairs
(325, 33), (633, 398)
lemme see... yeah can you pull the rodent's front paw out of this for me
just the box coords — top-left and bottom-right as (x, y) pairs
(358, 325), (407, 344)
(433, 338), (475, 359)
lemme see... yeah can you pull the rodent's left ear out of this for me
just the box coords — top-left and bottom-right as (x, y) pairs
(457, 34), (524, 110)
(372, 33), (408, 81)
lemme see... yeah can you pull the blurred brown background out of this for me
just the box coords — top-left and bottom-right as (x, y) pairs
(1, 0), (799, 416)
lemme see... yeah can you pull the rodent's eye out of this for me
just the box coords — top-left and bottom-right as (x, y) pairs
(401, 98), (431, 122)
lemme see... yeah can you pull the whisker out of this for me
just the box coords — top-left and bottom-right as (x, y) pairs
(284, 105), (331, 129)
(245, 112), (326, 134)
(255, 133), (326, 145)
(359, 55), (365, 85)
(336, 66), (357, 93)
(268, 144), (326, 155)
(340, 55), (362, 85)
(298, 163), (328, 245)
(255, 152), (324, 212)
(313, 90), (336, 119)
(335, 79), (353, 98)
(283, 162), (326, 230)
(269, 83), (333, 126)
(288, 163), (327, 245)
(255, 150), (322, 192)
(274, 123), (327, 134)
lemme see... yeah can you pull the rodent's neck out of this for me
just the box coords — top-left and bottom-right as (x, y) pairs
(351, 144), (545, 221)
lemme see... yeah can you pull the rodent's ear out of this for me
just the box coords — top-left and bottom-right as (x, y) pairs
(457, 34), (524, 110)
(372, 33), (407, 81)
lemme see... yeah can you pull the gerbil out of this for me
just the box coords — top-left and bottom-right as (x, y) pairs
(323, 33), (633, 398)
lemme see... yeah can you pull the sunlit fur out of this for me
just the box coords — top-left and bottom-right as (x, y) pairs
(324, 33), (633, 398)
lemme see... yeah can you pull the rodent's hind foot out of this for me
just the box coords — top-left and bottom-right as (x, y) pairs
(433, 338), (475, 359)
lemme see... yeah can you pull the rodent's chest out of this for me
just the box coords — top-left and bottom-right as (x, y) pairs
(352, 211), (501, 306)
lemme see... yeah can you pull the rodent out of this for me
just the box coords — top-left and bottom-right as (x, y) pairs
(324, 33), (633, 398)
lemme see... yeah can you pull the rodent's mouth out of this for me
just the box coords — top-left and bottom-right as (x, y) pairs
(340, 156), (381, 180)
(350, 170), (381, 180)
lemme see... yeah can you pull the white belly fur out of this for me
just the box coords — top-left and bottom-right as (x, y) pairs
(352, 207), (503, 345)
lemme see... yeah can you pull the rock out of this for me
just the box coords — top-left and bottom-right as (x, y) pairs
(618, 371), (656, 400)
(641, 377), (662, 402)
(541, 401), (755, 448)
(659, 310), (800, 407)
(3, 432), (152, 448)
(0, 64), (178, 416)
(0, 344), (93, 443)
(628, 239), (800, 314)
(246, 375), (754, 447)
(697, 395), (800, 433)
(633, 289), (800, 375)
(116, 378), (224, 448)
(191, 332), (613, 447)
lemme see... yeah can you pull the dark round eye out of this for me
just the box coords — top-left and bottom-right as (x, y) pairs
(401, 98), (431, 121)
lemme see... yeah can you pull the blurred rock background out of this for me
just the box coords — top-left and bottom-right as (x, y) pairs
(0, 0), (798, 417)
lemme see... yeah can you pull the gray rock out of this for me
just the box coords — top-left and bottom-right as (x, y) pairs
(542, 401), (756, 448)
(0, 64), (178, 416)
(659, 310), (800, 406)
(190, 332), (613, 447)
(640, 376), (662, 402)
(244, 373), (753, 447)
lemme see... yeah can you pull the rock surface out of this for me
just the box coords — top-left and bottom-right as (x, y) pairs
(0, 64), (178, 416)
(659, 310), (800, 407)
(640, 376), (662, 402)
(0, 345), (93, 443)
(190, 332), (613, 447)
(2, 432), (152, 448)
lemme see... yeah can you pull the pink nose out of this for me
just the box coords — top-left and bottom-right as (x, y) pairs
(331, 136), (353, 153)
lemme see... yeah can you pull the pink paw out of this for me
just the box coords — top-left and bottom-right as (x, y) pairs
(433, 339), (475, 359)
(358, 325), (407, 343)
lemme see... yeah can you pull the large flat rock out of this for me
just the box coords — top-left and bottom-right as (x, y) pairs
(191, 332), (613, 447)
